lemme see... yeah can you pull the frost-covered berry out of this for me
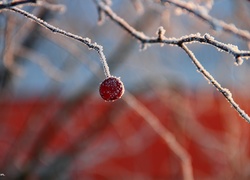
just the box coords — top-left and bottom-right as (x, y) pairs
(99, 76), (125, 102)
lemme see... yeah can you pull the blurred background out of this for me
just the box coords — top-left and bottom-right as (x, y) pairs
(0, 0), (250, 179)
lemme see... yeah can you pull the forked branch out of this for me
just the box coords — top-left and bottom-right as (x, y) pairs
(4, 1), (250, 122)
(94, 1), (250, 123)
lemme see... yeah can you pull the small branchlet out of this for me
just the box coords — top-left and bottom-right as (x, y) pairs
(36, 1), (66, 13)
(131, 0), (144, 14)
(156, 26), (166, 47)
(161, 0), (250, 41)
(97, 6), (106, 25)
(156, 26), (166, 41)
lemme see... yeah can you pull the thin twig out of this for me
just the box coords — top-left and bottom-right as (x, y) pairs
(29, 1), (66, 13)
(179, 43), (250, 123)
(0, 0), (36, 10)
(161, 0), (250, 41)
(7, 7), (111, 78)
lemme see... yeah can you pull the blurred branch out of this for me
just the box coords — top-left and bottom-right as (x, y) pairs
(3, 15), (24, 76)
(16, 46), (66, 81)
(38, 102), (125, 179)
(161, 0), (250, 41)
(0, 0), (65, 90)
(154, 87), (224, 151)
(0, 14), (12, 90)
(124, 92), (193, 180)
(0, 0), (65, 12)
(0, 0), (36, 10)
(131, 0), (144, 14)
(28, 1), (66, 12)
(94, 1), (250, 123)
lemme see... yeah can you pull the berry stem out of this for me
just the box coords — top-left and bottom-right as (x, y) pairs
(8, 7), (112, 79)
(98, 50), (111, 78)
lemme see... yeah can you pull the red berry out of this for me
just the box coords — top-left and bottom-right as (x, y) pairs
(99, 76), (125, 102)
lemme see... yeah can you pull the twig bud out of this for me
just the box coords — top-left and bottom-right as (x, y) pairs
(156, 26), (166, 40)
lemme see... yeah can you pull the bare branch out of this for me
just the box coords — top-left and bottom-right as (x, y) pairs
(30, 1), (66, 13)
(0, 0), (36, 10)
(96, 2), (250, 60)
(179, 43), (250, 123)
(7, 7), (111, 78)
(124, 92), (194, 180)
(16, 47), (66, 82)
(161, 0), (250, 41)
(94, 1), (250, 123)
